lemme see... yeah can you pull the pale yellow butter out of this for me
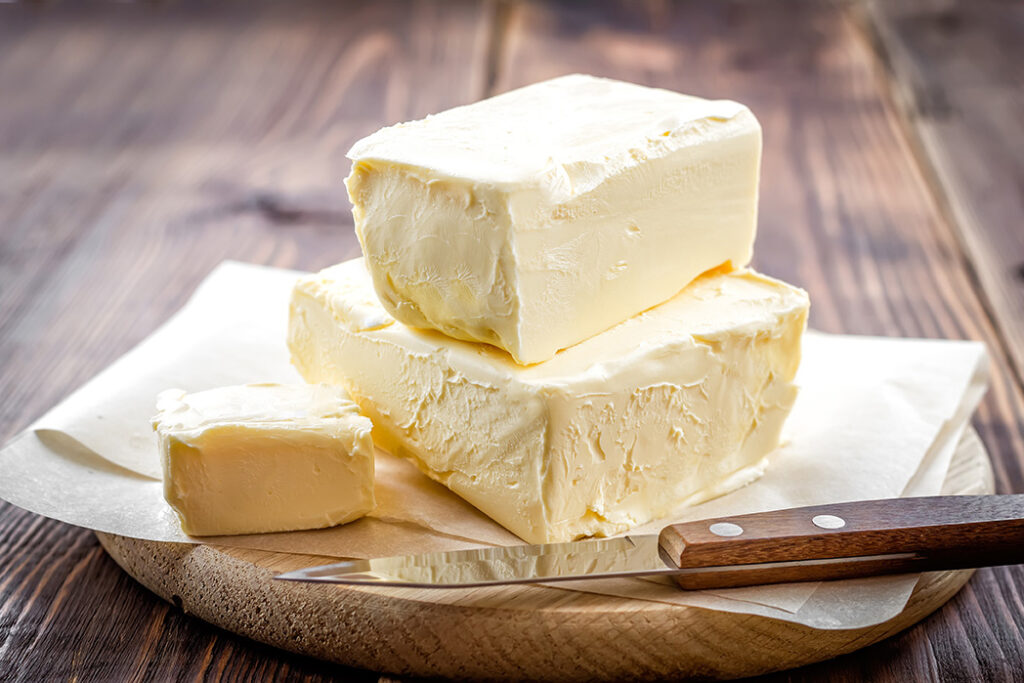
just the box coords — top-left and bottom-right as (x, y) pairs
(288, 259), (808, 544)
(153, 383), (374, 536)
(346, 74), (762, 364)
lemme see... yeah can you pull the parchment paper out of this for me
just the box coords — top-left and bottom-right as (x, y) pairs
(0, 261), (990, 629)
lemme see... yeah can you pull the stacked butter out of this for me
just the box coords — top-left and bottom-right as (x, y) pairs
(289, 74), (809, 544)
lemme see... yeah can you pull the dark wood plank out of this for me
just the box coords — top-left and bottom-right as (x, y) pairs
(864, 0), (1024, 390)
(494, 1), (1024, 681)
(0, 1), (493, 680)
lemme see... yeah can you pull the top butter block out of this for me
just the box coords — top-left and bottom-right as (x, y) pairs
(346, 74), (762, 364)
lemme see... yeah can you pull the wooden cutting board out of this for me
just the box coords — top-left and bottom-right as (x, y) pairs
(98, 429), (993, 681)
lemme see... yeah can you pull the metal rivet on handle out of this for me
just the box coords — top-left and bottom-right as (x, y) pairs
(812, 514), (846, 529)
(709, 522), (744, 537)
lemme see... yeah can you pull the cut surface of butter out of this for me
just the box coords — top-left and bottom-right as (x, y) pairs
(346, 74), (762, 364)
(153, 383), (374, 536)
(288, 259), (808, 544)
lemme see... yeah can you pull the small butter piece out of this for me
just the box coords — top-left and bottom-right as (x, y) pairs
(153, 383), (374, 536)
(288, 259), (808, 544)
(346, 73), (762, 364)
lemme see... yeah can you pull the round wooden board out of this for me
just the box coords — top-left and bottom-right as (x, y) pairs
(99, 429), (994, 681)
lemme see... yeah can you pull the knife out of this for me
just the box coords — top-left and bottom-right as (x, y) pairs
(275, 495), (1024, 590)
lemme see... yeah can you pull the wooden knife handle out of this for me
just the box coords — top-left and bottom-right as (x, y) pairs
(658, 495), (1024, 590)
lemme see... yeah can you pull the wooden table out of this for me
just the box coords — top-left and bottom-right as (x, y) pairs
(1, 1), (1021, 680)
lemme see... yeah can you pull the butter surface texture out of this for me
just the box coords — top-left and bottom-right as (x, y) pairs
(288, 259), (808, 543)
(346, 74), (762, 364)
(153, 383), (374, 536)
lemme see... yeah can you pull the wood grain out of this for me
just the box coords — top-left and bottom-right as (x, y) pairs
(0, 508), (356, 681)
(95, 431), (992, 681)
(494, 0), (1024, 680)
(1, 0), (1023, 680)
(0, 0), (493, 442)
(0, 1), (493, 680)
(864, 0), (1024, 388)
(493, 0), (1024, 469)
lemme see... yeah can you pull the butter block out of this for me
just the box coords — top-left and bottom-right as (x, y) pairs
(153, 383), (374, 536)
(346, 74), (762, 364)
(288, 259), (808, 544)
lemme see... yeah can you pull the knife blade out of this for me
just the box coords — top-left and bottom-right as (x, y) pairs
(275, 495), (1024, 590)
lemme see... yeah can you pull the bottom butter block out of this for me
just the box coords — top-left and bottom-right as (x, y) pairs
(153, 383), (375, 536)
(289, 260), (809, 544)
